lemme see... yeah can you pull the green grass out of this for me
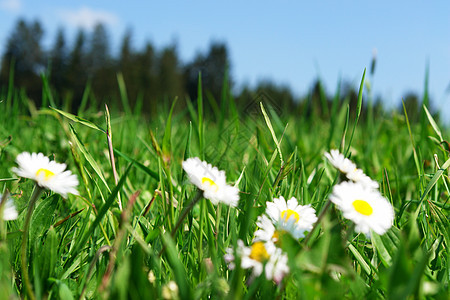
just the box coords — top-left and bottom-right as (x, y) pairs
(0, 73), (449, 299)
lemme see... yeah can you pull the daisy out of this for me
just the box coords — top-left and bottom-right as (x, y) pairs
(329, 181), (394, 236)
(324, 149), (379, 188)
(230, 240), (289, 284)
(12, 152), (79, 198)
(265, 196), (317, 239)
(224, 247), (236, 270)
(1, 198), (18, 221)
(162, 281), (179, 300)
(182, 157), (239, 207)
(254, 215), (279, 244)
(324, 149), (357, 175)
(346, 168), (379, 189)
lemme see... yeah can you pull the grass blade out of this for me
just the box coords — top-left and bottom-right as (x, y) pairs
(51, 107), (106, 133)
(66, 163), (133, 266)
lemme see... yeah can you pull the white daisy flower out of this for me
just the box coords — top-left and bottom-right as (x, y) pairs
(254, 214), (292, 246)
(254, 215), (278, 243)
(265, 196), (317, 239)
(12, 152), (79, 198)
(182, 157), (239, 207)
(324, 149), (357, 175)
(1, 198), (18, 221)
(224, 247), (236, 270)
(329, 181), (394, 236)
(237, 240), (289, 284)
(162, 281), (179, 300)
(346, 168), (379, 189)
(325, 149), (379, 188)
(265, 248), (290, 284)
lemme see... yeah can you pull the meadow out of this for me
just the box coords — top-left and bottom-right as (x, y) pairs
(0, 71), (448, 299)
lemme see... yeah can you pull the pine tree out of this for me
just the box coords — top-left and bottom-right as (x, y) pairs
(118, 28), (139, 105)
(87, 23), (116, 105)
(66, 29), (88, 110)
(0, 19), (45, 103)
(137, 42), (157, 113)
(184, 42), (230, 102)
(49, 27), (69, 101)
(157, 45), (184, 104)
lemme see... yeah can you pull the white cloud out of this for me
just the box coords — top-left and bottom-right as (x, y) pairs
(0, 0), (22, 13)
(58, 6), (119, 30)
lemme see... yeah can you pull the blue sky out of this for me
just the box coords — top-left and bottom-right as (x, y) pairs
(1, 0), (449, 114)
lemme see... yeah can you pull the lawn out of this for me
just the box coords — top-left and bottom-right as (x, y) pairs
(0, 73), (448, 299)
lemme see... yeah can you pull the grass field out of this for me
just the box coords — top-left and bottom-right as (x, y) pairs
(0, 72), (449, 299)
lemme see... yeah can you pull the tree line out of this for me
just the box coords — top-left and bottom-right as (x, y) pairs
(0, 18), (428, 122)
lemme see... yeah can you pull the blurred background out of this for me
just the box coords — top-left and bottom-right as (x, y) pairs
(0, 0), (449, 121)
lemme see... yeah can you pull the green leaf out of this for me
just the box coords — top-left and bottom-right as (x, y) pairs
(50, 107), (106, 133)
(77, 81), (91, 115)
(371, 232), (393, 267)
(423, 104), (443, 141)
(67, 163), (133, 266)
(347, 243), (372, 275)
(58, 282), (74, 300)
(161, 232), (192, 299)
(345, 68), (365, 154)
(117, 72), (132, 115)
(402, 100), (422, 177)
(41, 74), (56, 108)
(420, 155), (450, 202)
(30, 194), (59, 242)
(356, 68), (366, 120)
(0, 178), (18, 182)
(113, 148), (158, 180)
(37, 226), (57, 290)
(68, 124), (111, 193)
(162, 97), (178, 162)
(260, 102), (284, 164)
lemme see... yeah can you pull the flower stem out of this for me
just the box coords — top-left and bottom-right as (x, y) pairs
(0, 190), (9, 241)
(158, 190), (202, 257)
(198, 197), (206, 272)
(20, 184), (44, 300)
(171, 190), (202, 238)
(344, 223), (356, 244)
(303, 199), (332, 246)
(215, 203), (222, 251)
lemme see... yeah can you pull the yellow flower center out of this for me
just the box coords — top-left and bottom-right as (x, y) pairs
(249, 241), (270, 262)
(36, 168), (55, 181)
(352, 199), (373, 216)
(281, 209), (300, 223)
(201, 177), (219, 192)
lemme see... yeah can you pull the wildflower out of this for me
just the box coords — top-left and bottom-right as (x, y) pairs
(254, 215), (279, 244)
(253, 214), (291, 246)
(325, 149), (379, 188)
(162, 281), (179, 300)
(265, 196), (317, 239)
(148, 270), (156, 284)
(329, 181), (394, 236)
(12, 152), (78, 198)
(346, 168), (379, 189)
(1, 198), (18, 221)
(182, 157), (239, 207)
(324, 149), (357, 175)
(224, 247), (236, 270)
(238, 240), (289, 284)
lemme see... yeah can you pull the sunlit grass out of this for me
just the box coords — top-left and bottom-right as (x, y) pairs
(0, 72), (448, 299)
